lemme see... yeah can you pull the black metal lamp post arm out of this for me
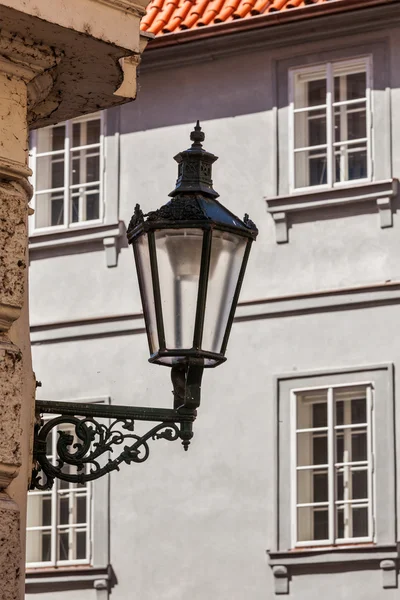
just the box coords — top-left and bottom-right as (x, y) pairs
(31, 366), (202, 491)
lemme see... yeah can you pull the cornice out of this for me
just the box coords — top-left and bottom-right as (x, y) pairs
(96, 0), (147, 18)
(0, 31), (61, 81)
(141, 1), (400, 71)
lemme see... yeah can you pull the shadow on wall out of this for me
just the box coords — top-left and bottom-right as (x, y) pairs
(119, 50), (274, 134)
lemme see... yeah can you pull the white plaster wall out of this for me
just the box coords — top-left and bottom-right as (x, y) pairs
(26, 20), (400, 600)
(28, 300), (400, 600)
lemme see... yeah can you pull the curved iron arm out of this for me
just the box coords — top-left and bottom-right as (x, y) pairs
(31, 365), (203, 491)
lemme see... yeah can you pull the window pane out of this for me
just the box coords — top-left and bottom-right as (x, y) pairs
(352, 469), (368, 499)
(59, 495), (69, 525)
(37, 125), (65, 153)
(336, 434), (344, 462)
(294, 73), (326, 109)
(313, 472), (328, 502)
(297, 431), (327, 467)
(297, 506), (327, 542)
(352, 431), (367, 461)
(351, 398), (367, 424)
(308, 79), (327, 106)
(352, 506), (368, 537)
(72, 197), (79, 223)
(348, 149), (367, 180)
(73, 122), (81, 148)
(309, 153), (327, 186)
(334, 106), (366, 143)
(86, 155), (100, 182)
(51, 196), (64, 226)
(346, 72), (367, 101)
(335, 147), (367, 183)
(42, 496), (52, 526)
(51, 159), (65, 189)
(313, 435), (328, 464)
(71, 150), (100, 185)
(35, 192), (64, 228)
(313, 509), (329, 540)
(294, 110), (326, 149)
(71, 186), (100, 223)
(36, 155), (65, 192)
(334, 71), (366, 103)
(337, 506), (344, 538)
(87, 192), (100, 220)
(312, 403), (327, 427)
(58, 531), (69, 561)
(76, 530), (87, 559)
(87, 119), (101, 145)
(77, 495), (87, 524)
(26, 530), (52, 563)
(27, 493), (52, 527)
(297, 392), (327, 429)
(336, 401), (344, 426)
(297, 470), (328, 504)
(72, 156), (81, 185)
(336, 469), (344, 501)
(295, 150), (327, 188)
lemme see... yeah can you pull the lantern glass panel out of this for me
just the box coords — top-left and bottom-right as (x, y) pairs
(202, 230), (247, 354)
(155, 228), (203, 351)
(134, 234), (158, 354)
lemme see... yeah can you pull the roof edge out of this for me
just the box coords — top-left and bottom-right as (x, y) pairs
(144, 0), (397, 49)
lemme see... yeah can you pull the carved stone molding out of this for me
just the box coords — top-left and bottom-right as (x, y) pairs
(0, 340), (22, 490)
(0, 493), (21, 599)
(0, 304), (21, 334)
(0, 30), (62, 126)
(0, 182), (31, 325)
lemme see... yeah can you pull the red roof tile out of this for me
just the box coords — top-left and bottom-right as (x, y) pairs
(141, 0), (352, 35)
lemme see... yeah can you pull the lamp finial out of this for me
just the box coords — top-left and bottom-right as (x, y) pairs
(190, 120), (205, 147)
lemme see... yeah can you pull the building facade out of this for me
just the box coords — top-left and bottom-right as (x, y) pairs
(26, 0), (400, 598)
(0, 2), (149, 599)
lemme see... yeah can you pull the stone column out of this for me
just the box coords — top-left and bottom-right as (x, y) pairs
(0, 35), (61, 600)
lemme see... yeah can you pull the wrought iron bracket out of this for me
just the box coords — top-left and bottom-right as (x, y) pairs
(31, 365), (203, 491)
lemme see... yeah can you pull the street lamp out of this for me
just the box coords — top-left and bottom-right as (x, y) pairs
(31, 122), (258, 490)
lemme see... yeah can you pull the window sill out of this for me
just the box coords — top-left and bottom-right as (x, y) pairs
(25, 565), (115, 593)
(267, 545), (399, 594)
(265, 179), (398, 243)
(29, 221), (126, 267)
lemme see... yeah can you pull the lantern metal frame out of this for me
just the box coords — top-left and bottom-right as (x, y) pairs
(30, 122), (257, 491)
(127, 203), (257, 369)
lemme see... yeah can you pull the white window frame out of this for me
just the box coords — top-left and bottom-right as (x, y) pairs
(29, 112), (105, 234)
(26, 421), (93, 569)
(290, 381), (374, 549)
(288, 56), (373, 193)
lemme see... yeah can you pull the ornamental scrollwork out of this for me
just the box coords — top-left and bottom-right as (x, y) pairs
(31, 414), (181, 491)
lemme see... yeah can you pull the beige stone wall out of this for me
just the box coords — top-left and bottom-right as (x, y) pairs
(0, 61), (36, 597)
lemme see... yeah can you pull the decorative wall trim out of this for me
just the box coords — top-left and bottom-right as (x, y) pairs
(266, 179), (398, 243)
(272, 565), (289, 595)
(268, 546), (399, 594)
(380, 559), (398, 588)
(25, 565), (114, 593)
(30, 281), (400, 343)
(29, 222), (125, 268)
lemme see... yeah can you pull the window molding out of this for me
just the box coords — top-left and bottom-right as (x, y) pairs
(266, 178), (398, 243)
(29, 221), (125, 268)
(268, 545), (399, 594)
(29, 108), (122, 267)
(26, 396), (111, 596)
(274, 40), (390, 242)
(270, 364), (395, 590)
(288, 56), (372, 193)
